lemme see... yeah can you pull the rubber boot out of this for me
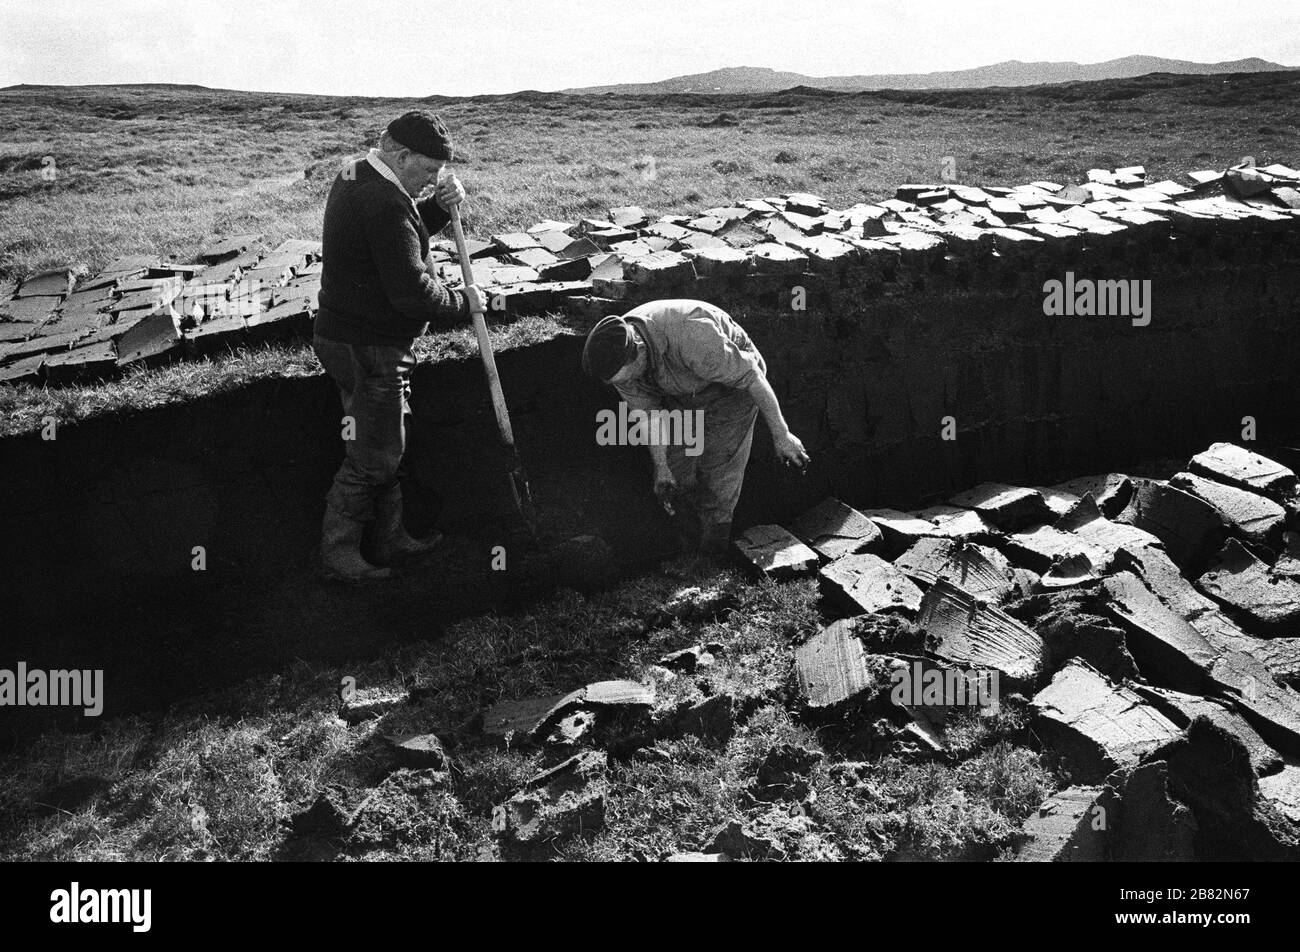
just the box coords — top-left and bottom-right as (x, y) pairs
(698, 520), (733, 558)
(372, 484), (444, 566)
(672, 503), (702, 556)
(321, 503), (392, 582)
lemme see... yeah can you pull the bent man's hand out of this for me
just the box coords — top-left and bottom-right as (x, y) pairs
(653, 469), (678, 515)
(434, 173), (466, 209)
(774, 430), (810, 471)
(463, 283), (488, 315)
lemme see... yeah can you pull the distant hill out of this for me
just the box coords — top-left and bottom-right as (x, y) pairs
(561, 56), (1290, 94)
(0, 82), (217, 92)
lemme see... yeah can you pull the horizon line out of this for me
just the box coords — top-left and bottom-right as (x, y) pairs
(1, 54), (1294, 101)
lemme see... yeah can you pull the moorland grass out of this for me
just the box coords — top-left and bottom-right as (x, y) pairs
(1, 69), (1297, 427)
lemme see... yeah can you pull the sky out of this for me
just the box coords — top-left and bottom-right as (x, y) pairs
(1, 0), (1296, 97)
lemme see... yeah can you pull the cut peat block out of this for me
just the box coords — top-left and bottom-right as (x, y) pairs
(1188, 442), (1298, 503)
(1207, 648), (1300, 756)
(480, 695), (567, 744)
(1116, 478), (1229, 570)
(0, 353), (45, 385)
(624, 251), (695, 286)
(894, 537), (1016, 603)
(16, 268), (74, 298)
(114, 310), (181, 367)
(1197, 538), (1300, 631)
(608, 205), (648, 229)
(749, 242), (808, 275)
(183, 316), (248, 356)
(534, 229), (577, 254)
(197, 234), (262, 263)
(733, 524), (818, 580)
(862, 508), (941, 557)
(43, 341), (118, 382)
(1012, 786), (1107, 862)
(339, 687), (407, 724)
(1030, 660), (1181, 782)
(820, 553), (923, 616)
(245, 300), (311, 341)
(1100, 760), (1198, 861)
(530, 679), (655, 743)
(684, 246), (751, 277)
(914, 505), (998, 542)
(537, 256), (594, 282)
(490, 232), (541, 254)
(790, 497), (884, 561)
(505, 247), (557, 270)
(1002, 523), (1106, 576)
(1170, 471), (1286, 544)
(1100, 571), (1216, 693)
(1055, 493), (1165, 567)
(948, 482), (1053, 531)
(918, 578), (1045, 689)
(1131, 685), (1282, 777)
(794, 619), (897, 711)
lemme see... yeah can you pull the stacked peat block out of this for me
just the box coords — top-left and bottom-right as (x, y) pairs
(5, 158), (1297, 386)
(731, 441), (1300, 860)
(0, 236), (323, 384)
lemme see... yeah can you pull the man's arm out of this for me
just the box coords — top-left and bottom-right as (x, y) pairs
(747, 374), (809, 468)
(416, 196), (452, 236)
(675, 315), (809, 468)
(616, 385), (677, 509)
(362, 199), (468, 334)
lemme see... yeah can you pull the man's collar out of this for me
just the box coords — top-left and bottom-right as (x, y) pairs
(627, 321), (659, 385)
(366, 149), (414, 202)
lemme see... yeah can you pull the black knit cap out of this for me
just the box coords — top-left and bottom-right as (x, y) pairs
(387, 110), (453, 160)
(582, 315), (637, 382)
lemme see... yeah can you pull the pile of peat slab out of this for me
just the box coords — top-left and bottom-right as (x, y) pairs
(3, 159), (1298, 385)
(333, 441), (1300, 861)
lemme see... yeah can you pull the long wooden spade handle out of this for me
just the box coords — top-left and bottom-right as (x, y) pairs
(448, 205), (515, 448)
(446, 201), (539, 540)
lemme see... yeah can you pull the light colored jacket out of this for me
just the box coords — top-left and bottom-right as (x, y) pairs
(615, 300), (766, 410)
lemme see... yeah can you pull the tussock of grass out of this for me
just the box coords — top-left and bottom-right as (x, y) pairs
(814, 743), (1055, 861)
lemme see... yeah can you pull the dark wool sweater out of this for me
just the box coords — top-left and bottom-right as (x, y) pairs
(315, 159), (470, 346)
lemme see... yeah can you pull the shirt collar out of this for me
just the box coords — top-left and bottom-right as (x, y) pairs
(366, 149), (414, 203)
(625, 320), (661, 390)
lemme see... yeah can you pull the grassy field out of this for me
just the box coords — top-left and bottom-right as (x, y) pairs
(2, 71), (1297, 281)
(0, 70), (1297, 433)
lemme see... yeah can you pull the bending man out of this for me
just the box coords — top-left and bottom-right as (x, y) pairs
(582, 299), (809, 556)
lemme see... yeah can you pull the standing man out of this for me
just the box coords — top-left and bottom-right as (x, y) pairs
(314, 110), (488, 581)
(582, 299), (809, 557)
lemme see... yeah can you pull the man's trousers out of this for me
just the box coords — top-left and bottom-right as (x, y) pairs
(313, 335), (415, 524)
(662, 384), (759, 530)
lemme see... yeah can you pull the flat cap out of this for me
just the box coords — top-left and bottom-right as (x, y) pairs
(582, 315), (637, 382)
(387, 110), (453, 160)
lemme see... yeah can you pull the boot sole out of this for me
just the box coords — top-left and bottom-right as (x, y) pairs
(317, 550), (394, 583)
(374, 532), (446, 567)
